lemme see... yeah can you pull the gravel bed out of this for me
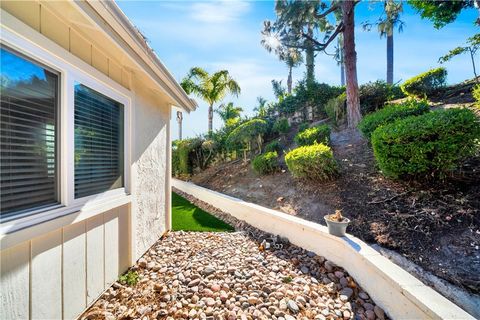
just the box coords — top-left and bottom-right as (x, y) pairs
(81, 191), (388, 320)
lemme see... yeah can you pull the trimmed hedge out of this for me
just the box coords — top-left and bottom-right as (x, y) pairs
(371, 108), (480, 179)
(273, 118), (290, 135)
(252, 151), (279, 175)
(359, 99), (430, 140)
(473, 84), (480, 109)
(265, 140), (281, 153)
(359, 80), (405, 114)
(401, 67), (447, 97)
(294, 124), (331, 146)
(285, 144), (338, 180)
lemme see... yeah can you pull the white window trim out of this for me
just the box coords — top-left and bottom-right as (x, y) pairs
(0, 20), (132, 239)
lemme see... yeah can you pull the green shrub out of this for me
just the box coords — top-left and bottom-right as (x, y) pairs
(294, 124), (331, 146)
(285, 144), (338, 180)
(401, 67), (447, 97)
(298, 122), (310, 133)
(358, 99), (430, 140)
(273, 118), (290, 135)
(265, 140), (281, 153)
(227, 119), (267, 153)
(371, 108), (480, 179)
(325, 93), (346, 125)
(473, 84), (480, 109)
(359, 80), (405, 114)
(119, 270), (139, 286)
(252, 151), (279, 175)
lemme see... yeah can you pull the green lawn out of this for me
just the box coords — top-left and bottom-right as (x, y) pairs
(172, 192), (234, 232)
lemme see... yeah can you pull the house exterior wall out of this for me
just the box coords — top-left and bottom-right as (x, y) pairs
(0, 4), (173, 320)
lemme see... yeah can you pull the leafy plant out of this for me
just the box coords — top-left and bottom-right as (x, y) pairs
(473, 84), (480, 109)
(273, 118), (290, 135)
(371, 108), (480, 179)
(359, 80), (405, 114)
(294, 124), (331, 146)
(400, 67), (447, 97)
(252, 151), (279, 175)
(298, 122), (310, 133)
(282, 276), (293, 283)
(226, 119), (267, 154)
(285, 144), (338, 181)
(358, 99), (430, 140)
(119, 270), (139, 286)
(265, 140), (281, 153)
(439, 34), (479, 79)
(325, 93), (347, 125)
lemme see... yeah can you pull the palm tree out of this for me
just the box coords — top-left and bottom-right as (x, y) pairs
(181, 67), (241, 133)
(283, 49), (303, 93)
(215, 102), (243, 123)
(379, 0), (404, 84)
(254, 96), (268, 118)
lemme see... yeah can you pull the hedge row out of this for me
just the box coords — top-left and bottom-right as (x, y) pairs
(401, 67), (447, 98)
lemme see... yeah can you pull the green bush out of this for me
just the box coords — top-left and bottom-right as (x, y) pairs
(359, 80), (405, 114)
(273, 118), (290, 135)
(358, 99), (430, 140)
(298, 122), (310, 133)
(294, 124), (331, 146)
(252, 151), (279, 175)
(265, 140), (281, 153)
(285, 144), (338, 180)
(227, 119), (267, 153)
(473, 84), (480, 109)
(371, 108), (480, 179)
(325, 93), (346, 125)
(119, 270), (139, 286)
(401, 67), (447, 97)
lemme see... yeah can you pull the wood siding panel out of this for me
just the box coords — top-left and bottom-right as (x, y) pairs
(0, 0), (40, 31)
(40, 5), (69, 50)
(121, 69), (131, 90)
(86, 215), (104, 305)
(31, 229), (62, 319)
(92, 46), (108, 76)
(0, 242), (30, 320)
(70, 29), (91, 65)
(109, 60), (122, 85)
(118, 205), (131, 272)
(104, 209), (119, 287)
(63, 222), (87, 320)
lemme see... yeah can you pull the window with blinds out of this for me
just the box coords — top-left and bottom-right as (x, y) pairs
(74, 84), (124, 199)
(0, 47), (59, 217)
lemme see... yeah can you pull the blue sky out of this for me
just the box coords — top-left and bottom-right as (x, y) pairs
(117, 1), (478, 140)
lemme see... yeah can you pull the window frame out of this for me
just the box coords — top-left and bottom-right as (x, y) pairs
(0, 25), (132, 232)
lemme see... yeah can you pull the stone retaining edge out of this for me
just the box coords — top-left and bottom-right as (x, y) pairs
(172, 178), (474, 320)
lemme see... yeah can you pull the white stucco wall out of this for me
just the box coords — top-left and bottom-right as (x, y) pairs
(131, 84), (171, 260)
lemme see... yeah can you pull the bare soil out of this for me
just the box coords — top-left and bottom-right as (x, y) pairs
(190, 124), (480, 294)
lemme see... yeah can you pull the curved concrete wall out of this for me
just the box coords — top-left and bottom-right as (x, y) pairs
(173, 179), (474, 320)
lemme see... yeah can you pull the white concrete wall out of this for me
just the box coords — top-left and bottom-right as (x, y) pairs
(1, 205), (130, 320)
(173, 179), (475, 320)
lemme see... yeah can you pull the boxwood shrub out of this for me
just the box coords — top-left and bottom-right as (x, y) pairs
(401, 67), (447, 97)
(358, 99), (430, 140)
(294, 124), (331, 146)
(371, 108), (480, 179)
(252, 151), (279, 175)
(285, 144), (338, 181)
(264, 140), (281, 153)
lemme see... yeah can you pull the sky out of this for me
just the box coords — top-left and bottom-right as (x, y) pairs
(117, 1), (479, 140)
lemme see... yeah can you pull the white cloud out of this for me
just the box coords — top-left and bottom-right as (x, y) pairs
(190, 1), (251, 23)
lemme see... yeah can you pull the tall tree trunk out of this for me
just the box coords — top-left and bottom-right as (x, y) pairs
(342, 1), (362, 129)
(339, 36), (345, 86)
(470, 48), (478, 80)
(305, 23), (315, 84)
(386, 33), (394, 84)
(287, 65), (293, 94)
(208, 103), (213, 133)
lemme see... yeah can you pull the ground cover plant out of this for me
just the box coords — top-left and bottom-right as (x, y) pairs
(358, 99), (430, 140)
(172, 192), (234, 232)
(371, 108), (480, 179)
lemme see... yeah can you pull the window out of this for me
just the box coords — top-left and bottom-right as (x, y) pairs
(74, 84), (124, 198)
(0, 47), (59, 217)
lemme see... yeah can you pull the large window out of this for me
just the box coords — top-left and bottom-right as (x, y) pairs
(0, 47), (59, 217)
(74, 84), (124, 198)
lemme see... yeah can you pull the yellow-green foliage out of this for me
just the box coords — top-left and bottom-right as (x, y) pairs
(294, 124), (331, 146)
(401, 67), (447, 97)
(473, 84), (480, 109)
(325, 93), (346, 125)
(252, 151), (279, 175)
(285, 144), (338, 180)
(371, 108), (480, 179)
(119, 270), (139, 286)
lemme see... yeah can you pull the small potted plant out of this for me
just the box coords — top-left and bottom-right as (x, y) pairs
(324, 210), (350, 237)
